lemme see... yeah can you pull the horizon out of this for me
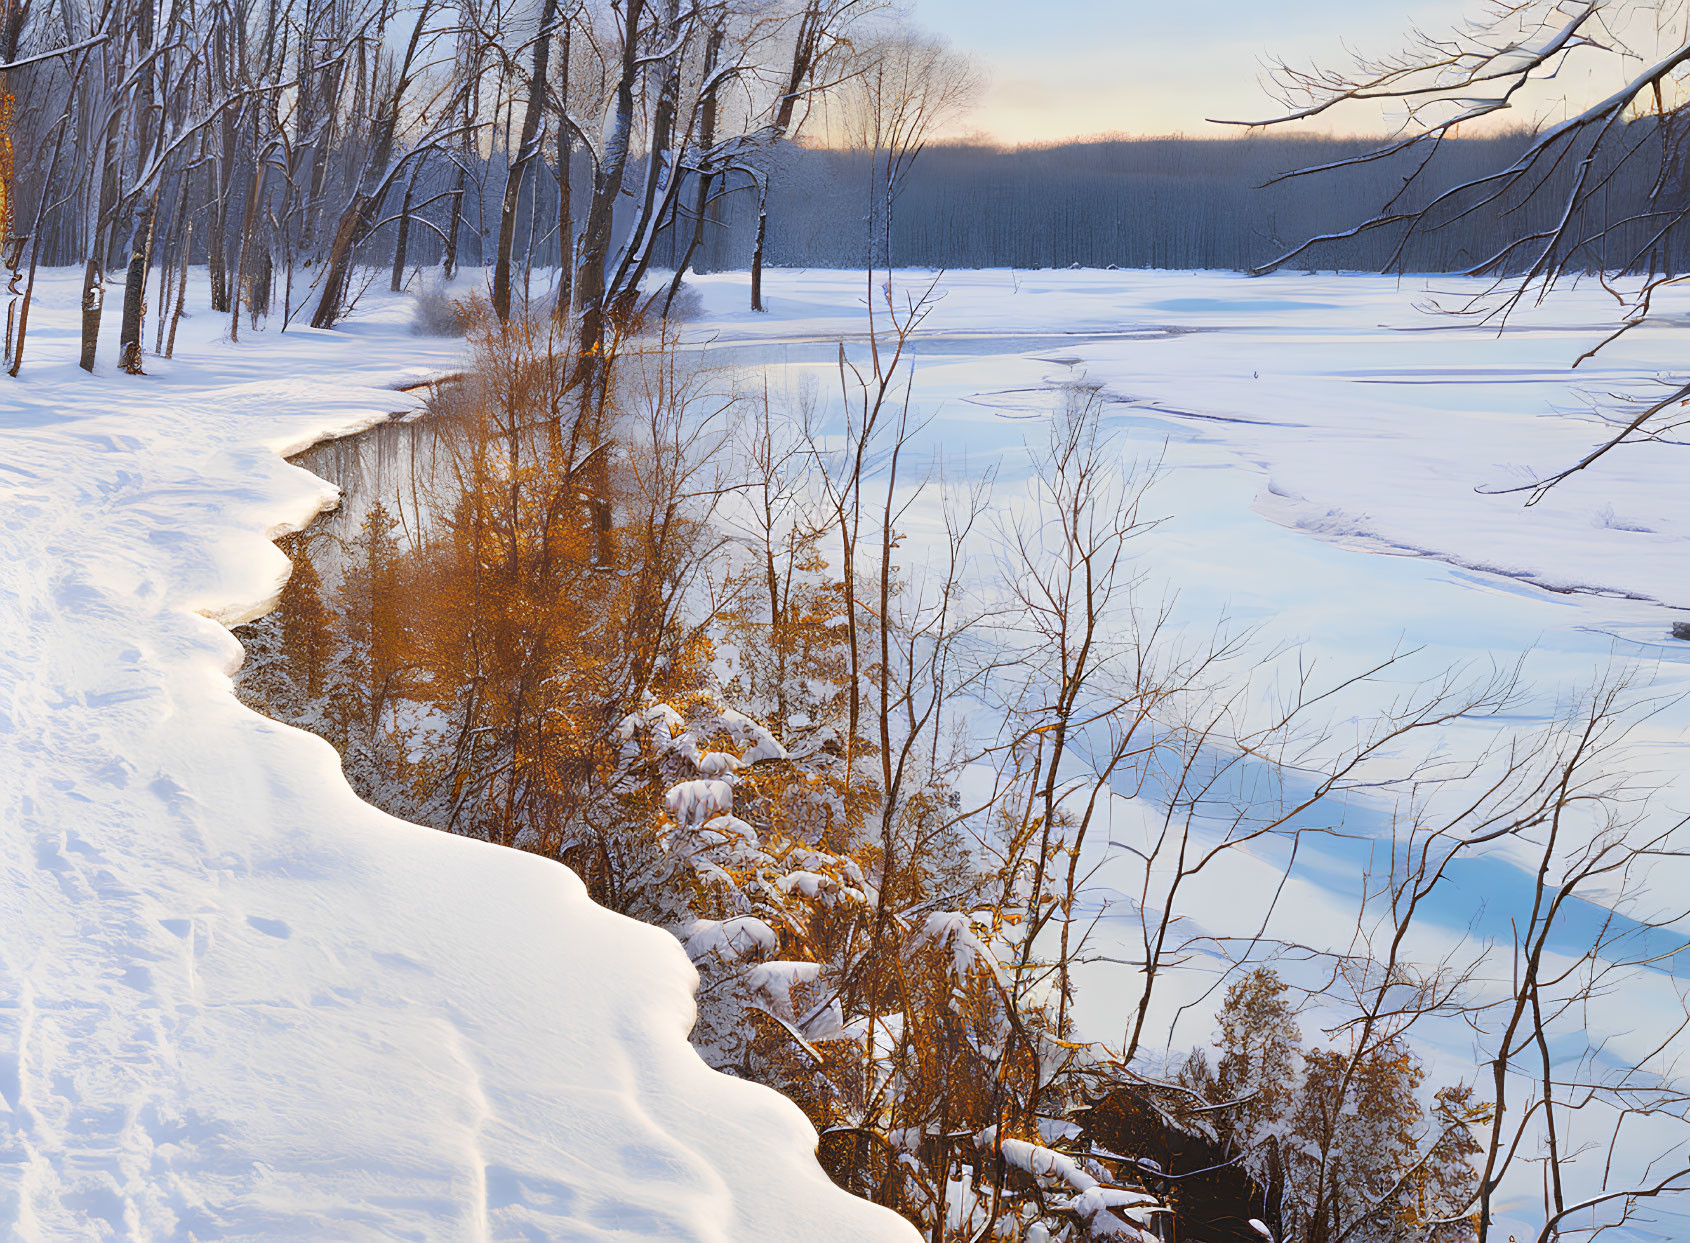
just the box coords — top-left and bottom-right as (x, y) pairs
(912, 0), (1647, 145)
(913, 0), (1473, 143)
(801, 125), (1542, 152)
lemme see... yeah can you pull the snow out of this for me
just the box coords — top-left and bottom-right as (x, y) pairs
(12, 258), (1689, 1237)
(979, 1129), (1162, 1239)
(913, 912), (1001, 984)
(678, 265), (1690, 1239)
(663, 779), (736, 827)
(0, 272), (916, 1240)
(680, 267), (1690, 987)
(717, 708), (788, 765)
(619, 701), (782, 774)
(688, 267), (1690, 620)
(741, 962), (823, 1028)
(679, 917), (779, 964)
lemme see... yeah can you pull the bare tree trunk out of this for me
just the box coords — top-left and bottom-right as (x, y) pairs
(9, 224), (43, 378)
(662, 20), (722, 314)
(19, 44), (94, 375)
(662, 165), (712, 314)
(750, 179), (768, 312)
(155, 174), (190, 354)
(310, 0), (436, 329)
(442, 45), (477, 283)
(774, 1), (825, 134)
(229, 146), (265, 341)
(606, 0), (680, 298)
(252, 250), (272, 320)
(0, 38), (18, 370)
(78, 253), (102, 372)
(521, 160), (538, 310)
(744, 0), (830, 318)
(443, 160), (466, 280)
(390, 170), (416, 292)
(209, 144), (231, 313)
(573, 0), (646, 361)
(79, 100), (123, 373)
(551, 24), (573, 321)
(119, 203), (153, 372)
(166, 220), (190, 358)
(310, 202), (364, 328)
(491, 0), (559, 321)
(209, 199), (229, 312)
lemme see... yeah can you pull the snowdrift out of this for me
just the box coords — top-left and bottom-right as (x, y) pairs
(0, 273), (915, 1240)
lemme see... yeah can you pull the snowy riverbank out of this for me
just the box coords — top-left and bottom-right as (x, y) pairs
(0, 271), (915, 1239)
(7, 260), (1689, 1237)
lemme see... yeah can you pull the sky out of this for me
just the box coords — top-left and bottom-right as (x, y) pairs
(910, 0), (1488, 144)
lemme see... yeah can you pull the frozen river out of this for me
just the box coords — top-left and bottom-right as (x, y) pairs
(686, 265), (1690, 840)
(687, 268), (1690, 1237)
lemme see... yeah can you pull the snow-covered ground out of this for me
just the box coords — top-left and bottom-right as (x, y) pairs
(0, 272), (917, 1240)
(691, 267), (1690, 984)
(686, 267), (1690, 789)
(8, 260), (1689, 1237)
(684, 265), (1690, 868)
(679, 267), (1690, 1236)
(690, 267), (1690, 618)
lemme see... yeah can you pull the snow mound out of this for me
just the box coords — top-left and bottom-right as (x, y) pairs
(664, 779), (736, 826)
(0, 271), (915, 1240)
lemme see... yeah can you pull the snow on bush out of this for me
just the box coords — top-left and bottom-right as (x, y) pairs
(664, 778), (735, 826)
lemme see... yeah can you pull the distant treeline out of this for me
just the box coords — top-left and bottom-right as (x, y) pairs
(718, 131), (1690, 274)
(24, 130), (1690, 292)
(313, 129), (1690, 280)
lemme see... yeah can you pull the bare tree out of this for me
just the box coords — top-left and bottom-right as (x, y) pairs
(310, 0), (458, 328)
(829, 26), (979, 274)
(490, 0), (559, 321)
(1236, 0), (1690, 497)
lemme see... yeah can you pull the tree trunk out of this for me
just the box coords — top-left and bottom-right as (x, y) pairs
(0, 41), (18, 371)
(166, 220), (191, 357)
(600, 0), (688, 322)
(554, 147), (573, 321)
(310, 198), (366, 328)
(609, 1), (680, 287)
(78, 254), (102, 372)
(230, 139), (266, 341)
(390, 172), (416, 292)
(309, 5), (433, 328)
(155, 174), (190, 354)
(662, 166), (713, 314)
(491, 0), (559, 322)
(661, 21), (722, 314)
(2, 202), (20, 376)
(750, 181), (768, 312)
(551, 26), (573, 322)
(79, 104), (123, 372)
(443, 161), (465, 280)
(773, 2), (823, 134)
(8, 231), (40, 377)
(209, 145), (231, 313)
(119, 204), (153, 372)
(253, 250), (272, 319)
(574, 0), (647, 362)
(521, 160), (538, 311)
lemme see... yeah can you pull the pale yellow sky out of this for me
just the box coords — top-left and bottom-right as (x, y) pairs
(913, 0), (1643, 145)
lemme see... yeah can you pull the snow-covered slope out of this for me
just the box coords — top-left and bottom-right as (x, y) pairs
(0, 273), (917, 1240)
